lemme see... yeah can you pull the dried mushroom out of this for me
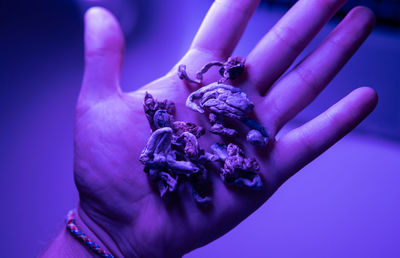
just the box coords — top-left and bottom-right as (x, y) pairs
(140, 93), (212, 204)
(186, 83), (269, 146)
(140, 57), (267, 205)
(211, 143), (263, 189)
(178, 56), (245, 84)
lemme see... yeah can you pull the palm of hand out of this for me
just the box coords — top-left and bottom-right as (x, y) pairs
(74, 2), (377, 257)
(75, 64), (272, 257)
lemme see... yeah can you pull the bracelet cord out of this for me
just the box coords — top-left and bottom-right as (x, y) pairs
(66, 210), (115, 258)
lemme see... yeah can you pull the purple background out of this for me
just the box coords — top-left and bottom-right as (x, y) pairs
(1, 0), (399, 257)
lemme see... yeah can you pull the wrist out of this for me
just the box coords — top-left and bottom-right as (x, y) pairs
(41, 213), (97, 257)
(78, 203), (182, 258)
(41, 205), (124, 258)
(76, 204), (126, 257)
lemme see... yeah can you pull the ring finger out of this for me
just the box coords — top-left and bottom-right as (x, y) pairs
(258, 6), (376, 136)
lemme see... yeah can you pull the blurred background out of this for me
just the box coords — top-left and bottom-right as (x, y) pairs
(0, 0), (399, 257)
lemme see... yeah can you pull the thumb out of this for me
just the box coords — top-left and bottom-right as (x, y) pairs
(79, 7), (125, 106)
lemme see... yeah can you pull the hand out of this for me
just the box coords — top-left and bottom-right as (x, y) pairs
(74, 1), (377, 257)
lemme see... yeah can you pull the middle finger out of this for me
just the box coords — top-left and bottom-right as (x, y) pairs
(244, 0), (346, 95)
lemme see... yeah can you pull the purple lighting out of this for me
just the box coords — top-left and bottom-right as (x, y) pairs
(1, 0), (399, 257)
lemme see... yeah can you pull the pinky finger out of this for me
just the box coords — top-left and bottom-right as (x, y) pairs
(272, 87), (378, 182)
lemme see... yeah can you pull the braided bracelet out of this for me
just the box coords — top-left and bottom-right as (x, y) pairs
(66, 210), (115, 258)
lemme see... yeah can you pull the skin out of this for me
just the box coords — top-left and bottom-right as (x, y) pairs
(42, 0), (378, 257)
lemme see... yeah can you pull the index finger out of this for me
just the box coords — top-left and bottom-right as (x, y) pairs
(190, 0), (260, 59)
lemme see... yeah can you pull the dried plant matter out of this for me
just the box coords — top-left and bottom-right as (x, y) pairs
(186, 82), (268, 146)
(141, 57), (267, 203)
(140, 127), (200, 175)
(211, 143), (263, 189)
(172, 121), (205, 138)
(144, 92), (175, 131)
(178, 56), (245, 84)
(186, 83), (253, 116)
(140, 93), (212, 204)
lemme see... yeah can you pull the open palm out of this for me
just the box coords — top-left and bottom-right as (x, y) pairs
(74, 1), (377, 257)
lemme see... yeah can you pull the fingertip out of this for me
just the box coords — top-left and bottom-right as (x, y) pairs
(84, 6), (110, 21)
(354, 86), (378, 111)
(84, 6), (119, 31)
(351, 6), (376, 28)
(84, 6), (124, 55)
(347, 6), (376, 33)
